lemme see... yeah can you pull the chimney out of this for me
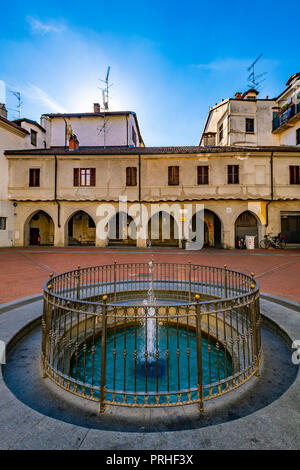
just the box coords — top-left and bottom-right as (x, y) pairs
(0, 103), (7, 119)
(69, 134), (79, 151)
(93, 102), (100, 113)
(235, 92), (242, 100)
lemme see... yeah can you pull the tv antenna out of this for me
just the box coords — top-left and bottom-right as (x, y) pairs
(9, 90), (22, 118)
(98, 66), (112, 110)
(97, 67), (113, 147)
(247, 54), (267, 90)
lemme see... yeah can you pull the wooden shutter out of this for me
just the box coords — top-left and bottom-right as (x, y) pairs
(132, 167), (137, 186)
(168, 166), (179, 185)
(168, 166), (172, 185)
(234, 165), (239, 184)
(90, 168), (96, 186)
(126, 167), (131, 186)
(36, 169), (40, 187)
(175, 166), (179, 185)
(73, 168), (79, 186)
(29, 169), (33, 186)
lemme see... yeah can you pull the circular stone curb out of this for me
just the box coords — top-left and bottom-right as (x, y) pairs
(0, 293), (299, 450)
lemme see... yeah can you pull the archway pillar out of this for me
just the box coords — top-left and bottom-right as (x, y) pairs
(96, 236), (108, 247)
(54, 225), (65, 247)
(223, 225), (235, 249)
(136, 236), (147, 248)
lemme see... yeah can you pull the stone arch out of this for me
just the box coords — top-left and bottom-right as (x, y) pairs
(147, 211), (179, 247)
(234, 210), (261, 248)
(189, 209), (223, 248)
(65, 210), (96, 246)
(107, 211), (137, 246)
(24, 210), (55, 246)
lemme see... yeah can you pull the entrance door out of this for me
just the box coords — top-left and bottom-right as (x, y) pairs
(30, 228), (40, 245)
(281, 213), (300, 243)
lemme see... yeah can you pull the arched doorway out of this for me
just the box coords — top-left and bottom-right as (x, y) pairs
(235, 211), (259, 248)
(26, 210), (54, 246)
(190, 209), (222, 248)
(147, 211), (179, 247)
(67, 210), (96, 246)
(107, 212), (136, 246)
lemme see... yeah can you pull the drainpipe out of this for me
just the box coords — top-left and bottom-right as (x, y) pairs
(138, 154), (141, 203)
(54, 155), (61, 228)
(265, 152), (274, 228)
(126, 114), (129, 146)
(63, 118), (67, 149)
(138, 154), (143, 233)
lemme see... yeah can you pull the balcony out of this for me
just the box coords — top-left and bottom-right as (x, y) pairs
(272, 102), (300, 133)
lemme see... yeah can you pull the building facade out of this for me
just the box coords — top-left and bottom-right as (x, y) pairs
(2, 74), (300, 249)
(200, 73), (300, 148)
(5, 146), (300, 249)
(0, 106), (46, 246)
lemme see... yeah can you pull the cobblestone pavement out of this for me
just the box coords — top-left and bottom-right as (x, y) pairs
(1, 247), (300, 304)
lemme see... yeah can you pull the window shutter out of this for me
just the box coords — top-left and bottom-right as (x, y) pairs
(175, 166), (179, 185)
(36, 169), (40, 187)
(126, 167), (131, 186)
(73, 168), (79, 186)
(29, 169), (33, 187)
(235, 165), (239, 183)
(205, 166), (209, 184)
(90, 168), (96, 186)
(168, 166), (172, 185)
(133, 167), (137, 186)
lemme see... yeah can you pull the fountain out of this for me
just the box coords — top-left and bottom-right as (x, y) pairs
(42, 262), (260, 410)
(137, 260), (165, 377)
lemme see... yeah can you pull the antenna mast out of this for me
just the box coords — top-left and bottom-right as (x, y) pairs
(98, 66), (112, 148)
(9, 90), (22, 118)
(247, 54), (267, 90)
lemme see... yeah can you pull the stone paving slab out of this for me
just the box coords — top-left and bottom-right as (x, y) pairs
(1, 248), (300, 303)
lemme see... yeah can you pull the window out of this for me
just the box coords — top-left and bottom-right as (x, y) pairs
(29, 168), (40, 187)
(31, 129), (37, 146)
(246, 118), (254, 133)
(197, 166), (209, 184)
(296, 128), (300, 145)
(218, 123), (223, 143)
(132, 127), (137, 146)
(168, 166), (179, 185)
(0, 217), (6, 230)
(228, 165), (239, 184)
(290, 166), (300, 184)
(126, 167), (137, 186)
(73, 168), (96, 186)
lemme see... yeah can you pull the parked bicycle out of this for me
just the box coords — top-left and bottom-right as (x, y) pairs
(259, 232), (287, 249)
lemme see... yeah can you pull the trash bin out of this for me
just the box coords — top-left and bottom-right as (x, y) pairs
(245, 235), (256, 250)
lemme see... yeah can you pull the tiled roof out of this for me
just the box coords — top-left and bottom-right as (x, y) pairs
(13, 118), (46, 133)
(0, 115), (29, 135)
(5, 145), (300, 156)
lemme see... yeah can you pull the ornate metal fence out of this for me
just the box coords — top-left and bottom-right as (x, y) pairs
(42, 262), (262, 413)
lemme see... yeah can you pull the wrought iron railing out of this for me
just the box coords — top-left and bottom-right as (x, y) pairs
(272, 102), (300, 132)
(42, 262), (261, 413)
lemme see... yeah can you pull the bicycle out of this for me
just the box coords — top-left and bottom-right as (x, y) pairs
(259, 232), (287, 249)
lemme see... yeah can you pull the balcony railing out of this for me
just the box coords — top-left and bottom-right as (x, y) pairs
(272, 102), (300, 132)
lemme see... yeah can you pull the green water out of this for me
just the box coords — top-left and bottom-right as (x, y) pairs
(70, 325), (232, 404)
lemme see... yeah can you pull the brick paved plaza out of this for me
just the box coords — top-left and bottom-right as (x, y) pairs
(1, 247), (300, 304)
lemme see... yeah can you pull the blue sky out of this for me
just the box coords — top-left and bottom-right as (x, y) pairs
(1, 0), (299, 145)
